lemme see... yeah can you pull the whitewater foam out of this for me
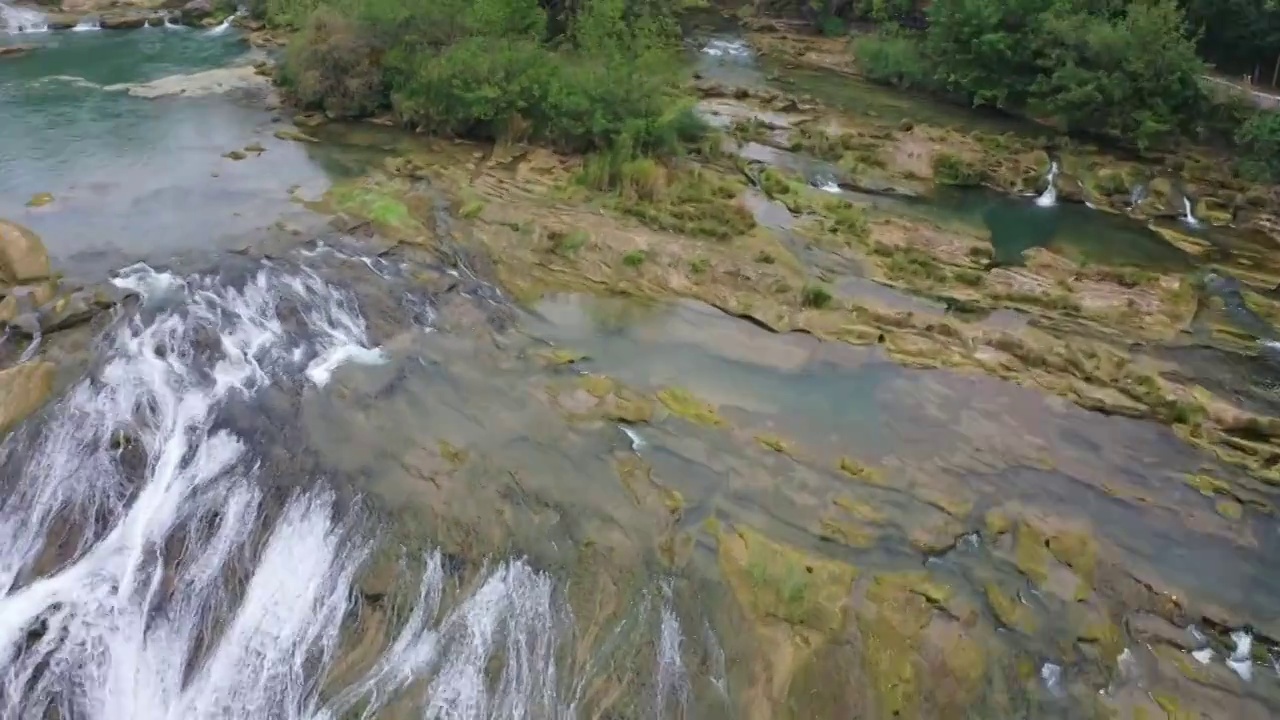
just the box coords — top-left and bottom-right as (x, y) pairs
(0, 256), (702, 717)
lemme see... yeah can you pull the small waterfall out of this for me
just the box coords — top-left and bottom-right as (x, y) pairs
(163, 14), (183, 29)
(701, 38), (752, 59)
(0, 3), (48, 33)
(72, 17), (101, 31)
(203, 7), (244, 35)
(1182, 195), (1200, 226)
(1034, 161), (1059, 207)
(1129, 182), (1147, 208)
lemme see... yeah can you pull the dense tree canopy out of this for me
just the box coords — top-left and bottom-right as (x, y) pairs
(1183, 0), (1280, 77)
(265, 0), (703, 155)
(854, 0), (1217, 149)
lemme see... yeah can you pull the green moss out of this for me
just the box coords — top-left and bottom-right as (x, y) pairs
(983, 508), (1012, 537)
(327, 181), (419, 234)
(578, 373), (616, 398)
(755, 434), (792, 454)
(1185, 473), (1231, 497)
(458, 198), (486, 219)
(721, 527), (857, 631)
(539, 348), (587, 365)
(984, 582), (1037, 633)
(657, 386), (724, 426)
(1046, 531), (1097, 600)
(438, 440), (468, 468)
(838, 456), (886, 485)
(1013, 521), (1050, 586)
(1215, 498), (1244, 520)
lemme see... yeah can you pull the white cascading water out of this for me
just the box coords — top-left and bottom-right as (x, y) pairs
(1182, 195), (1200, 226)
(1035, 161), (1059, 207)
(0, 2), (47, 33)
(0, 257), (696, 718)
(204, 7), (244, 36)
(72, 17), (102, 31)
(1129, 182), (1147, 208)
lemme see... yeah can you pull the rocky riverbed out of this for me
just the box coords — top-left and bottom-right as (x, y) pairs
(1, 12), (1279, 720)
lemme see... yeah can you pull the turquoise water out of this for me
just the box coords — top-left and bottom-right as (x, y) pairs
(0, 27), (331, 275)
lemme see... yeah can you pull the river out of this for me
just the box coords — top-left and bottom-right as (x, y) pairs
(1, 11), (1279, 720)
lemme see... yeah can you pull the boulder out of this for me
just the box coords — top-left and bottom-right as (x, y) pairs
(44, 14), (78, 30)
(0, 220), (51, 283)
(0, 45), (36, 60)
(0, 361), (55, 436)
(0, 281), (57, 324)
(36, 289), (109, 333)
(180, 0), (212, 22)
(25, 192), (53, 208)
(274, 128), (319, 143)
(1195, 195), (1235, 226)
(100, 14), (148, 30)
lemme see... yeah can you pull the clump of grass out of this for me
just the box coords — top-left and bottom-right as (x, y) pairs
(820, 198), (869, 240)
(580, 153), (755, 240)
(931, 153), (988, 186)
(622, 250), (647, 267)
(550, 228), (589, 256)
(754, 250), (777, 264)
(966, 245), (993, 261)
(801, 283), (834, 308)
(759, 167), (801, 199)
(458, 198), (486, 219)
(729, 117), (771, 143)
(952, 268), (985, 286)
(882, 247), (949, 283)
(689, 257), (710, 274)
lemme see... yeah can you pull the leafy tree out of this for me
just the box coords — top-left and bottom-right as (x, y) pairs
(1235, 111), (1280, 181)
(1183, 0), (1280, 79)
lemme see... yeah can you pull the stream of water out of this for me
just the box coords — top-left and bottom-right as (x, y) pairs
(1, 20), (1279, 720)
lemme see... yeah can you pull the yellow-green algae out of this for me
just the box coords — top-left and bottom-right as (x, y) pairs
(657, 386), (725, 427)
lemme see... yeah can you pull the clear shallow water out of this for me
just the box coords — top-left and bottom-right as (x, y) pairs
(0, 29), (331, 275)
(909, 187), (1193, 269)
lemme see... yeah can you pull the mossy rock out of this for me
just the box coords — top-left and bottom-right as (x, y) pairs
(718, 525), (856, 632)
(657, 386), (725, 427)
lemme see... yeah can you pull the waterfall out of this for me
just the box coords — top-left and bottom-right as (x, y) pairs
(163, 14), (183, 29)
(1129, 183), (1147, 207)
(0, 3), (48, 33)
(1182, 195), (1200, 226)
(72, 17), (102, 31)
(203, 7), (244, 35)
(1034, 161), (1059, 207)
(0, 252), (706, 718)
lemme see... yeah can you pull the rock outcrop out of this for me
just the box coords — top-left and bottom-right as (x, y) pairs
(0, 220), (51, 283)
(0, 361), (54, 435)
(0, 45), (36, 60)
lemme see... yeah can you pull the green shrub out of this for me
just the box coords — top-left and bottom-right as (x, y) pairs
(1235, 111), (1280, 183)
(931, 153), (988, 186)
(274, 0), (703, 156)
(852, 32), (932, 89)
(801, 283), (834, 308)
(276, 6), (386, 118)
